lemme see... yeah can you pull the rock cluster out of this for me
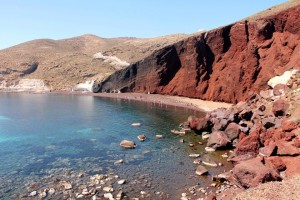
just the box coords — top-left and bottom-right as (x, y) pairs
(187, 70), (300, 189)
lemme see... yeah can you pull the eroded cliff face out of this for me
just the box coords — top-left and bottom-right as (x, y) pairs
(97, 5), (300, 103)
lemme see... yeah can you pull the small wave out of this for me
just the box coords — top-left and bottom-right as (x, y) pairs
(0, 115), (10, 120)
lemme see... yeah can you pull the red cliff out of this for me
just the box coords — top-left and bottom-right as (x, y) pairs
(96, 4), (300, 103)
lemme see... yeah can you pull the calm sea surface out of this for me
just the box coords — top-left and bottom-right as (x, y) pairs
(0, 93), (232, 199)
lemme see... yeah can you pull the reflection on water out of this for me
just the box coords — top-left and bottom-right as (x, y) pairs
(0, 93), (232, 199)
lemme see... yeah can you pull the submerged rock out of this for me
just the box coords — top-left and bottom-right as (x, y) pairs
(137, 134), (146, 142)
(195, 165), (208, 176)
(202, 155), (218, 167)
(120, 140), (136, 149)
(131, 123), (141, 127)
(114, 159), (124, 164)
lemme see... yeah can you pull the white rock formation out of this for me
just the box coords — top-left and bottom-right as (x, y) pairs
(0, 79), (50, 92)
(93, 52), (130, 69)
(74, 80), (95, 92)
(268, 69), (298, 88)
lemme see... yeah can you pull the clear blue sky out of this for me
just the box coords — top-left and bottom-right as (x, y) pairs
(0, 0), (288, 50)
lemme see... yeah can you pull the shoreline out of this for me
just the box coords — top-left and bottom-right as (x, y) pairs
(82, 92), (232, 112)
(1, 90), (231, 113)
(0, 90), (232, 112)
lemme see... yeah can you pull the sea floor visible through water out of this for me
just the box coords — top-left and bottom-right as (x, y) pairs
(0, 93), (233, 199)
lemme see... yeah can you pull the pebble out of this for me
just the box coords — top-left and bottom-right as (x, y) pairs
(205, 147), (216, 152)
(61, 181), (72, 190)
(104, 193), (113, 199)
(210, 183), (218, 187)
(193, 159), (202, 164)
(202, 132), (210, 140)
(140, 191), (147, 195)
(40, 191), (47, 198)
(189, 153), (200, 158)
(82, 188), (89, 195)
(155, 135), (164, 138)
(77, 194), (84, 198)
(48, 188), (55, 195)
(117, 179), (126, 185)
(221, 153), (228, 158)
(114, 159), (124, 164)
(116, 191), (125, 199)
(29, 191), (37, 196)
(92, 195), (97, 200)
(189, 143), (194, 147)
(103, 186), (114, 192)
(179, 138), (185, 143)
(131, 123), (141, 127)
(202, 160), (218, 167)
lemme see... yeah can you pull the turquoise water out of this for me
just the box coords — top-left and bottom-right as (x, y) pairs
(0, 93), (231, 199)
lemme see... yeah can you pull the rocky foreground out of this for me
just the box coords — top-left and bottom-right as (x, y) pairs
(185, 70), (300, 199)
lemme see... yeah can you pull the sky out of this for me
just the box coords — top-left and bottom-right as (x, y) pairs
(0, 0), (288, 50)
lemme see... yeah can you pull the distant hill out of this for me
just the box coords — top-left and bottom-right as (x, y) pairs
(0, 33), (191, 90)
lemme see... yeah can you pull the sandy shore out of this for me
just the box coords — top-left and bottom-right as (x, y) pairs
(67, 92), (232, 112)
(0, 90), (232, 112)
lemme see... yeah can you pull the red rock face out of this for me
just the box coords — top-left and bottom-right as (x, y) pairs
(97, 5), (300, 103)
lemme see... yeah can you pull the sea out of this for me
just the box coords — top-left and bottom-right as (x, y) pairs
(0, 93), (232, 199)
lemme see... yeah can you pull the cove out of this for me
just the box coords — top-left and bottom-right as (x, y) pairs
(0, 93), (232, 199)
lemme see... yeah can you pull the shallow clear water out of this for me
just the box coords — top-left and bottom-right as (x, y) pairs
(0, 93), (232, 199)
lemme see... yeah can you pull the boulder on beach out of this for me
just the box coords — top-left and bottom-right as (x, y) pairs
(120, 140), (136, 149)
(188, 116), (211, 131)
(212, 171), (231, 182)
(228, 130), (261, 162)
(224, 123), (241, 141)
(207, 131), (230, 149)
(230, 157), (282, 188)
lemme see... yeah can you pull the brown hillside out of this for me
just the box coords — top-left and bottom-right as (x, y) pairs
(0, 34), (190, 90)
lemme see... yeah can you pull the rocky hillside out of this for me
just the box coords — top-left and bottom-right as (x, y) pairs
(0, 34), (190, 90)
(97, 0), (300, 103)
(183, 69), (300, 200)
